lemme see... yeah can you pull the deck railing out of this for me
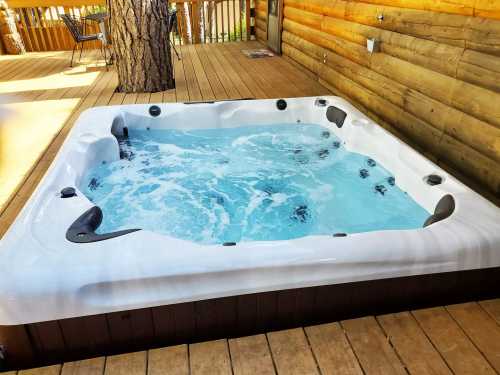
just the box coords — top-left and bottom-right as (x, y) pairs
(6, 0), (105, 51)
(3, 0), (252, 52)
(170, 0), (251, 45)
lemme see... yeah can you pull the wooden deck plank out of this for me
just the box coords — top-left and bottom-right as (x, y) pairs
(148, 345), (189, 375)
(135, 92), (151, 104)
(61, 357), (106, 375)
(186, 45), (215, 101)
(193, 44), (229, 100)
(412, 307), (496, 375)
(10, 52), (102, 104)
(223, 43), (281, 98)
(267, 328), (319, 375)
(228, 334), (275, 375)
(163, 89), (177, 103)
(219, 44), (267, 99)
(122, 93), (138, 105)
(242, 43), (302, 98)
(341, 316), (407, 375)
(18, 365), (61, 375)
(0, 57), (34, 80)
(108, 92), (126, 106)
(180, 45), (203, 102)
(149, 91), (164, 103)
(200, 44), (241, 99)
(173, 46), (189, 102)
(446, 302), (500, 372)
(189, 339), (232, 375)
(4, 56), (69, 103)
(104, 351), (147, 375)
(251, 41), (328, 97)
(479, 299), (500, 325)
(210, 44), (253, 99)
(0, 53), (51, 82)
(304, 323), (363, 375)
(377, 311), (452, 375)
(94, 73), (119, 107)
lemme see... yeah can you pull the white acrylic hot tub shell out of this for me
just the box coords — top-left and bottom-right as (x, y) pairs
(0, 96), (499, 325)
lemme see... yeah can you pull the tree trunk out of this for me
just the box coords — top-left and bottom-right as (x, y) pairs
(0, 1), (26, 55)
(110, 0), (174, 92)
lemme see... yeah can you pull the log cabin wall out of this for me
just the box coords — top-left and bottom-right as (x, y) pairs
(255, 0), (268, 42)
(281, 0), (500, 202)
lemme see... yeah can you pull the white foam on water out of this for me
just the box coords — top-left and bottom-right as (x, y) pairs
(81, 124), (430, 244)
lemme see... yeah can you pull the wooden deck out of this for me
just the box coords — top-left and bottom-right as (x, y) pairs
(0, 300), (499, 374)
(1, 42), (500, 374)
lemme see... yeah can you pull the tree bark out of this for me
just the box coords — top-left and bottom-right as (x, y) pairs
(0, 1), (26, 55)
(110, 0), (174, 92)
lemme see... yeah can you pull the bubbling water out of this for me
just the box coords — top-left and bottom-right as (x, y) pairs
(80, 124), (429, 244)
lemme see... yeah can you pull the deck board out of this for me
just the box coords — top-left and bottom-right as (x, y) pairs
(377, 311), (452, 375)
(1, 42), (499, 375)
(104, 351), (147, 375)
(186, 45), (216, 101)
(341, 316), (407, 375)
(193, 44), (229, 100)
(189, 339), (232, 375)
(228, 334), (275, 375)
(267, 328), (319, 375)
(446, 303), (500, 372)
(412, 307), (497, 375)
(304, 322), (363, 375)
(148, 345), (189, 375)
(60, 357), (105, 375)
(479, 299), (500, 325)
(17, 365), (61, 375)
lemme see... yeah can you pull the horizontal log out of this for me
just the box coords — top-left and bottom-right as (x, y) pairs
(475, 0), (500, 20)
(255, 0), (267, 12)
(256, 9), (267, 22)
(282, 31), (500, 164)
(350, 0), (475, 17)
(458, 50), (500, 92)
(284, 6), (500, 92)
(284, 0), (500, 56)
(282, 43), (500, 195)
(283, 17), (500, 129)
(354, 0), (500, 22)
(255, 26), (266, 41)
(255, 18), (267, 33)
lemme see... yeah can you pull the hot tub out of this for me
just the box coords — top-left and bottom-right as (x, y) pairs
(1, 97), (499, 368)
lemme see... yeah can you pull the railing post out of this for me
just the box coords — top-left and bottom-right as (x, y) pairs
(248, 0), (255, 40)
(0, 0), (26, 54)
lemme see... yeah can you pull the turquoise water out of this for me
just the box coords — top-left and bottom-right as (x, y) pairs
(80, 124), (429, 244)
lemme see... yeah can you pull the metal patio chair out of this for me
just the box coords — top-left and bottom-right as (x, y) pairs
(168, 9), (181, 60)
(60, 14), (108, 68)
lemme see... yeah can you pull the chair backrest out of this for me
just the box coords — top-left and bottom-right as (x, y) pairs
(60, 14), (84, 42)
(168, 9), (178, 35)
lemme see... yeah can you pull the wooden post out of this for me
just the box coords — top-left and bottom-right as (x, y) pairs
(191, 0), (201, 43)
(0, 0), (26, 54)
(249, 0), (255, 40)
